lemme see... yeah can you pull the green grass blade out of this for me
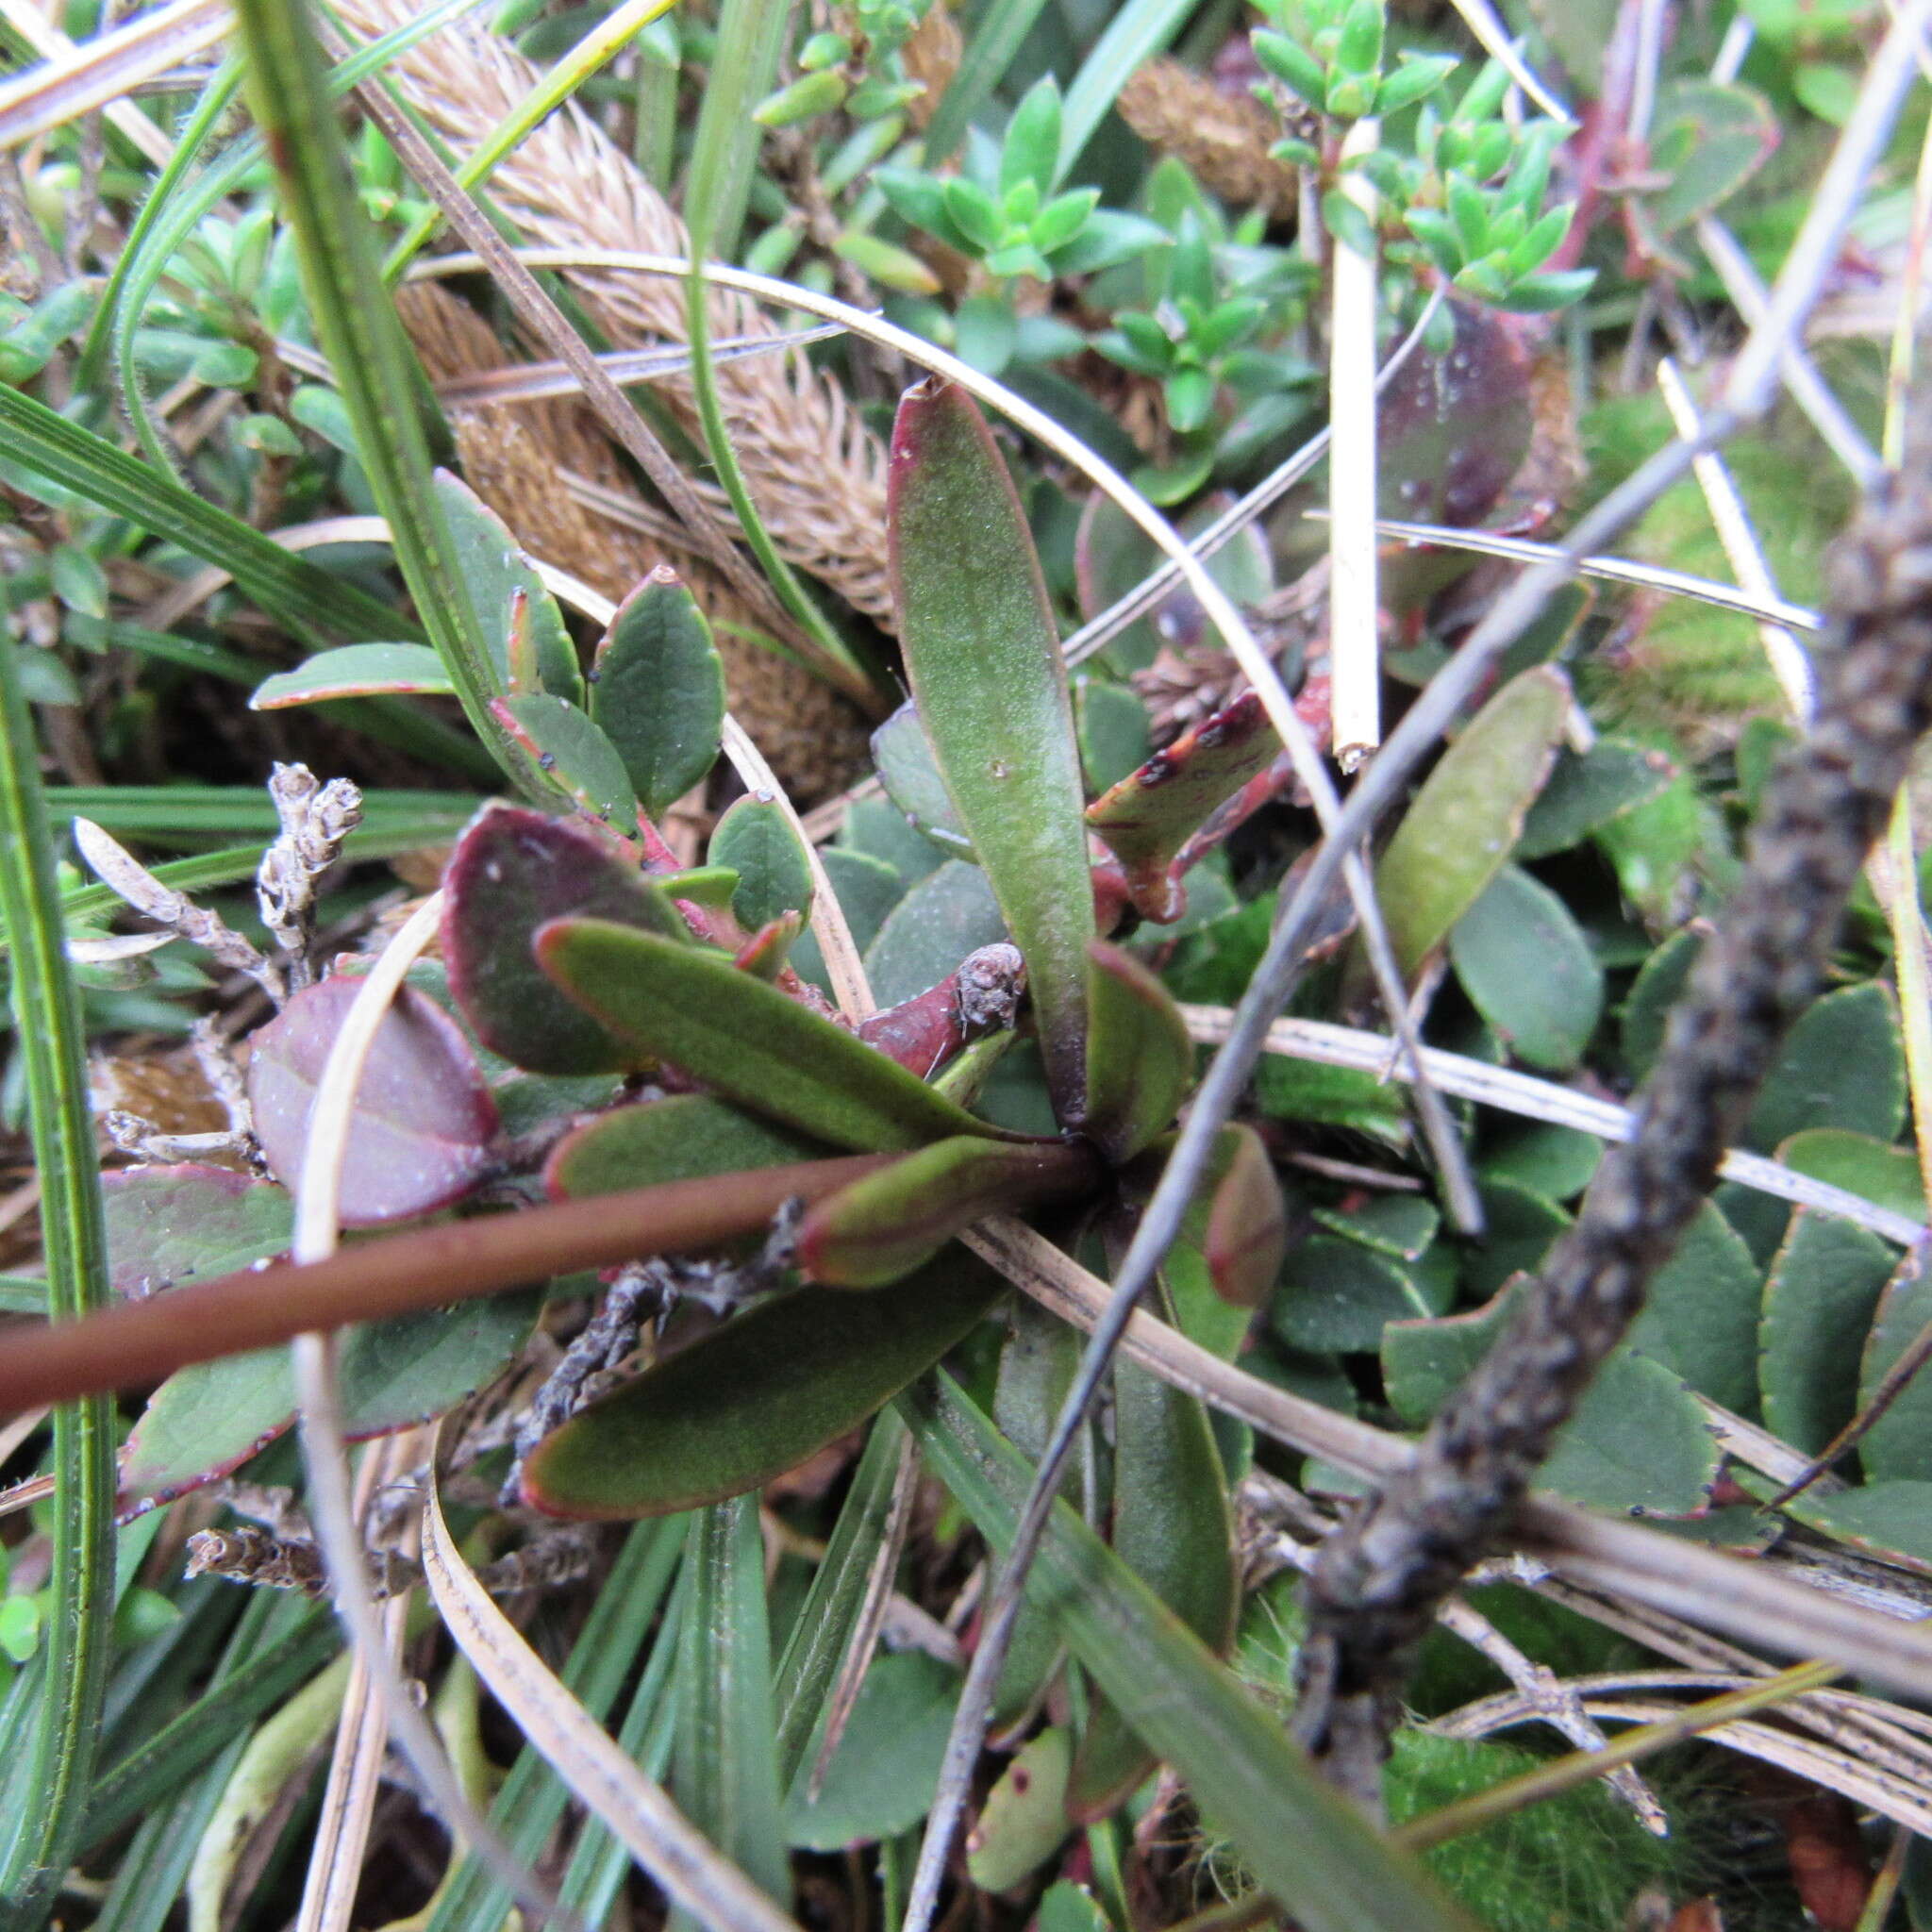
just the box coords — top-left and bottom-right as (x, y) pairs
(772, 1409), (913, 1790)
(920, 0), (1053, 164)
(672, 1496), (791, 1927)
(429, 1518), (684, 1932)
(1054, 0), (1196, 186)
(901, 1374), (1480, 1932)
(45, 786), (480, 843)
(0, 385), (408, 652)
(0, 634), (119, 1924)
(681, 0), (876, 703)
(0, 1277), (44, 1313)
(233, 0), (534, 793)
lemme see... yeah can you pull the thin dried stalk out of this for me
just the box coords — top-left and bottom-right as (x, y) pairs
(257, 763), (362, 989)
(72, 816), (284, 1001)
(1295, 448), (1932, 1804)
(333, 0), (893, 625)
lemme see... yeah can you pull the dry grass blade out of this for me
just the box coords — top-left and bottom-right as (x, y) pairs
(1441, 0), (1574, 122)
(967, 1215), (1932, 1709)
(0, 0), (176, 163)
(0, 0), (225, 152)
(332, 0), (894, 625)
(1180, 1004), (1928, 1244)
(430, 325), (847, 407)
(1307, 510), (1825, 631)
(420, 1434), (807, 1932)
(288, 891), (558, 1927)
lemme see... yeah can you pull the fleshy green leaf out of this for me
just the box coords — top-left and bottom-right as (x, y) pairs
(245, 976), (499, 1225)
(1085, 693), (1281, 922)
(1074, 677), (1152, 795)
(969, 1727), (1074, 1889)
(890, 378), (1093, 1121)
(590, 567), (726, 820)
(547, 1095), (824, 1200)
(250, 641), (456, 710)
(1643, 78), (1779, 233)
(491, 695), (639, 830)
(1760, 1210), (1900, 1454)
(521, 1254), (1007, 1518)
(102, 1165), (291, 1298)
(535, 918), (1000, 1151)
(1779, 1128), (1926, 1224)
(709, 793), (814, 935)
(1083, 940), (1192, 1162)
(1372, 666), (1570, 975)
(1202, 1123), (1289, 1308)
(903, 1374), (1478, 1932)
(430, 469), (582, 705)
(799, 1137), (1095, 1288)
(1449, 864), (1603, 1072)
(1274, 1235), (1448, 1352)
(441, 804), (689, 1075)
(1624, 1200), (1763, 1417)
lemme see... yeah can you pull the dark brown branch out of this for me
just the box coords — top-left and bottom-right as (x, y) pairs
(0, 1156), (887, 1419)
(1294, 454), (1932, 1805)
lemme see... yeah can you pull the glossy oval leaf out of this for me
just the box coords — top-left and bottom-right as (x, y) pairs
(492, 693), (639, 830)
(103, 1164), (291, 1298)
(1449, 863), (1603, 1072)
(890, 377), (1093, 1123)
(967, 1727), (1073, 1890)
(709, 793), (814, 935)
(1624, 1199), (1764, 1418)
(432, 467), (582, 704)
(535, 917), (1001, 1151)
(521, 1254), (1007, 1518)
(1516, 738), (1675, 859)
(250, 641), (455, 710)
(245, 975), (499, 1225)
(1858, 1243), (1932, 1483)
(799, 1137), (1096, 1288)
(1083, 940), (1192, 1163)
(590, 565), (726, 820)
(548, 1094), (826, 1200)
(441, 804), (690, 1075)
(1085, 693), (1281, 922)
(1372, 666), (1570, 975)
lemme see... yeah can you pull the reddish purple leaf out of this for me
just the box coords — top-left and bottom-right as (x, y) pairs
(441, 803), (689, 1074)
(103, 1163), (292, 1299)
(1085, 693), (1281, 921)
(246, 975), (499, 1225)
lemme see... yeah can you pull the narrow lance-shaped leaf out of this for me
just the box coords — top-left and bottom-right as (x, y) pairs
(1068, 1354), (1237, 1819)
(491, 694), (640, 830)
(535, 917), (1003, 1152)
(1086, 693), (1281, 921)
(521, 1255), (1008, 1519)
(250, 642), (456, 710)
(890, 378), (1093, 1124)
(799, 1138), (1100, 1289)
(547, 1095), (826, 1203)
(1084, 940), (1192, 1162)
(431, 469), (584, 706)
(441, 805), (689, 1076)
(901, 1374), (1478, 1932)
(673, 1496), (791, 1923)
(1371, 665), (1571, 975)
(591, 566), (726, 820)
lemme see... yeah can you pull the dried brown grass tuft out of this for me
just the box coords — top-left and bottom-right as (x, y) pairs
(337, 0), (894, 627)
(1117, 58), (1300, 217)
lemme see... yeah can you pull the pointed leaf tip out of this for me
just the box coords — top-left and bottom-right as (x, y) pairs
(888, 378), (1091, 1124)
